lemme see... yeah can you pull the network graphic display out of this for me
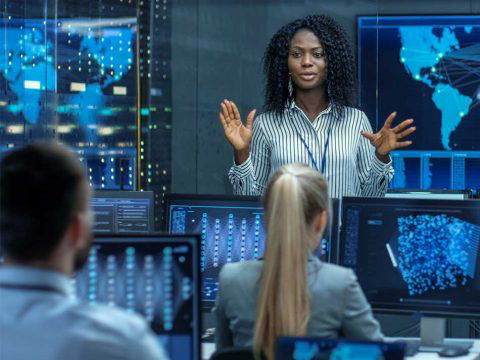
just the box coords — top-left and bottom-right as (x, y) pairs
(0, 17), (137, 190)
(74, 237), (199, 360)
(340, 197), (480, 317)
(275, 337), (405, 360)
(91, 191), (154, 233)
(390, 214), (479, 295)
(358, 16), (480, 191)
(165, 196), (336, 307)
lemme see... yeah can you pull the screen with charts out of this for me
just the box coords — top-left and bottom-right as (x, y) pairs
(339, 197), (480, 317)
(357, 15), (480, 192)
(164, 195), (339, 307)
(90, 191), (154, 233)
(74, 235), (200, 360)
(275, 337), (405, 360)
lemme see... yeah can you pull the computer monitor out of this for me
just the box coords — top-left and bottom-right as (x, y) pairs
(386, 189), (472, 200)
(74, 234), (200, 360)
(357, 15), (480, 191)
(163, 194), (339, 308)
(339, 197), (480, 350)
(275, 337), (405, 360)
(90, 191), (154, 233)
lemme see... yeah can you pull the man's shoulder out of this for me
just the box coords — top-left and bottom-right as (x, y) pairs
(69, 301), (151, 339)
(67, 302), (167, 358)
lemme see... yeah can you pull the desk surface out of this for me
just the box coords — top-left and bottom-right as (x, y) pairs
(397, 338), (480, 360)
(202, 339), (480, 360)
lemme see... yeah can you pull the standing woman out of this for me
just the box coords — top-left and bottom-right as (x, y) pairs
(219, 15), (415, 198)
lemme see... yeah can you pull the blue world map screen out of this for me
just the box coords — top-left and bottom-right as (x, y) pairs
(0, 18), (137, 190)
(358, 16), (480, 192)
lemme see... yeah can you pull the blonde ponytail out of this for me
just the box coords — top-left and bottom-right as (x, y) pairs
(253, 164), (329, 359)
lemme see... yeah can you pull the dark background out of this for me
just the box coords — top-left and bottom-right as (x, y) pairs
(171, 0), (480, 195)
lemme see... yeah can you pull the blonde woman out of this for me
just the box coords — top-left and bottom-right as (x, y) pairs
(214, 163), (382, 359)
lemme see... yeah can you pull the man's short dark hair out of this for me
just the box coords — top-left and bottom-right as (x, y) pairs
(0, 142), (88, 261)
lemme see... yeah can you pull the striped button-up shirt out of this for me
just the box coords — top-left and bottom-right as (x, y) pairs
(228, 101), (394, 198)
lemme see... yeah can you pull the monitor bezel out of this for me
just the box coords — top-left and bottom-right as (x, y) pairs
(162, 193), (262, 232)
(327, 197), (341, 264)
(339, 196), (480, 319)
(91, 190), (155, 233)
(92, 233), (202, 360)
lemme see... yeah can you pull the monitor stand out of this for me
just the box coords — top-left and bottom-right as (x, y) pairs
(407, 318), (474, 352)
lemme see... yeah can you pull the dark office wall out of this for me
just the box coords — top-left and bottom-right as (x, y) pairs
(171, 0), (479, 195)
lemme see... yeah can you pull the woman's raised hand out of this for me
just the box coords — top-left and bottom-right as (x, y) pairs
(219, 99), (256, 154)
(361, 112), (415, 160)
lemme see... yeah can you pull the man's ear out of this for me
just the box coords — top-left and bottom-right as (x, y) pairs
(65, 212), (89, 250)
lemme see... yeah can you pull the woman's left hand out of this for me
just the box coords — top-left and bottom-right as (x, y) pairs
(361, 112), (416, 158)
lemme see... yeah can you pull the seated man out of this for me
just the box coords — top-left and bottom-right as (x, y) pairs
(0, 142), (167, 360)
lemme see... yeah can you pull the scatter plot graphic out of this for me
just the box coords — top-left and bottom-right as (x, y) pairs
(388, 214), (480, 295)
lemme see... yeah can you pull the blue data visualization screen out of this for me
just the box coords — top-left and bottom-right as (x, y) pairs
(74, 237), (200, 360)
(275, 337), (405, 360)
(0, 17), (137, 190)
(166, 196), (336, 308)
(169, 199), (266, 307)
(340, 198), (480, 317)
(358, 16), (480, 192)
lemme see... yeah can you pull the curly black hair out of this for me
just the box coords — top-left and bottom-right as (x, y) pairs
(263, 14), (356, 115)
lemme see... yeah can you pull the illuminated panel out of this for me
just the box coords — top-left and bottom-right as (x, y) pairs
(74, 236), (199, 360)
(0, 16), (138, 191)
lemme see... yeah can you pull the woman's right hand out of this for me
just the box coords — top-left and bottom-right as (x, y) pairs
(219, 100), (256, 163)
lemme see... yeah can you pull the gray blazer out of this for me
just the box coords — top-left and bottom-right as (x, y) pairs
(214, 253), (383, 350)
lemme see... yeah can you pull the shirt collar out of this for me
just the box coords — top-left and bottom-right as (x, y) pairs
(287, 99), (337, 120)
(0, 265), (74, 297)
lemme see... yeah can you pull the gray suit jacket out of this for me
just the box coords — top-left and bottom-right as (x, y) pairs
(214, 253), (383, 350)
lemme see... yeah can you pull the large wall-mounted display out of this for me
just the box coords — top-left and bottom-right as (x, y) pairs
(0, 1), (172, 229)
(358, 15), (480, 191)
(0, 16), (138, 189)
